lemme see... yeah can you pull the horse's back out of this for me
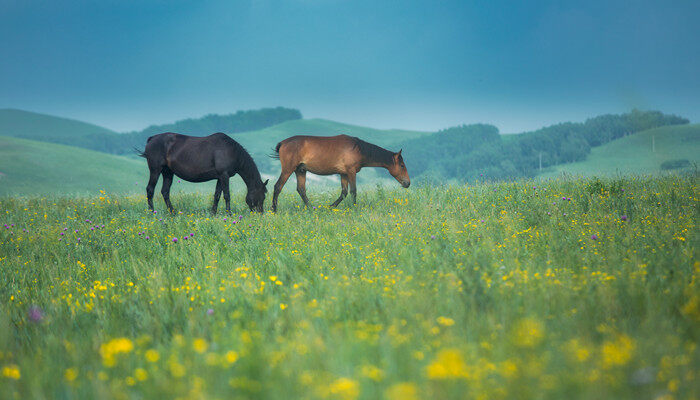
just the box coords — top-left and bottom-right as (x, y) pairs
(276, 135), (360, 174)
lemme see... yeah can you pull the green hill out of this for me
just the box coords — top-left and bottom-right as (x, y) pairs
(0, 135), (144, 196)
(539, 124), (700, 178)
(0, 109), (122, 151)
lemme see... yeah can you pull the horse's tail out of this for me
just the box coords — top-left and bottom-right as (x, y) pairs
(134, 147), (147, 158)
(268, 142), (282, 160)
(134, 135), (156, 158)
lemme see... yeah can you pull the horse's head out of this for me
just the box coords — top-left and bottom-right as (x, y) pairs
(388, 149), (410, 188)
(246, 179), (269, 212)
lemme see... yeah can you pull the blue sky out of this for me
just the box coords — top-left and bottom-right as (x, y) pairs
(1, 0), (698, 133)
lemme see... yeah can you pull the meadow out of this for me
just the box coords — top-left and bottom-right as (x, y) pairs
(0, 176), (697, 399)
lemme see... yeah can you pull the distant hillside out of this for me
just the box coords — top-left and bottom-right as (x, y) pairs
(397, 110), (689, 182)
(0, 109), (123, 152)
(122, 107), (303, 153)
(0, 107), (305, 155)
(539, 124), (700, 178)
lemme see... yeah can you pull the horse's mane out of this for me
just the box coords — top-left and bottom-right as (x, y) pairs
(352, 137), (394, 165)
(219, 134), (263, 185)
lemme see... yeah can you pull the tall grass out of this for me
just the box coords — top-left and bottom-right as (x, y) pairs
(0, 176), (697, 399)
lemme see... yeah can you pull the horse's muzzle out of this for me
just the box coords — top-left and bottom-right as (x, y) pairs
(402, 181), (411, 188)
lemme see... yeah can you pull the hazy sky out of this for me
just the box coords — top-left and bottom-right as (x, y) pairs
(1, 0), (699, 133)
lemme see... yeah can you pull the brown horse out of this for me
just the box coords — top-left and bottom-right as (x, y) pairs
(138, 132), (268, 213)
(270, 135), (409, 211)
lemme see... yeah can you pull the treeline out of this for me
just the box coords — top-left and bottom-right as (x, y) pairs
(400, 110), (688, 182)
(81, 107), (302, 154)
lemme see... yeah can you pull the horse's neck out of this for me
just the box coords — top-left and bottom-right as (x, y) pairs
(237, 161), (262, 189)
(361, 147), (393, 169)
(363, 159), (389, 168)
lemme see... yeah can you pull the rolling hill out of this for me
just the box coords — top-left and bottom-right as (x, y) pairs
(539, 123), (700, 178)
(0, 109), (122, 152)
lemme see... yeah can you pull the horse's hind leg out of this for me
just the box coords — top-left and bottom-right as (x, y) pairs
(295, 170), (310, 208)
(330, 174), (348, 207)
(146, 166), (162, 211)
(221, 174), (231, 213)
(161, 169), (174, 213)
(272, 169), (293, 212)
(211, 180), (222, 214)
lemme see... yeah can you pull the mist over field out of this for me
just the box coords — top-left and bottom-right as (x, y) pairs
(0, 1), (698, 399)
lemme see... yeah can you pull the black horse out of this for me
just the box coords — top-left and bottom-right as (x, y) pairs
(138, 132), (268, 213)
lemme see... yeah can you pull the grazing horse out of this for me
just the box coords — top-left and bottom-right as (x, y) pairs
(271, 134), (409, 211)
(138, 132), (268, 213)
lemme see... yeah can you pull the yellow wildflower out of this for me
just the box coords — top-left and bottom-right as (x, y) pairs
(385, 382), (419, 400)
(436, 316), (455, 326)
(2, 365), (20, 380)
(145, 349), (160, 363)
(64, 368), (78, 382)
(193, 338), (208, 354)
(602, 334), (635, 369)
(100, 337), (134, 367)
(426, 348), (468, 379)
(360, 364), (385, 381)
(134, 368), (148, 381)
(328, 377), (360, 400)
(225, 351), (239, 364)
(513, 318), (544, 348)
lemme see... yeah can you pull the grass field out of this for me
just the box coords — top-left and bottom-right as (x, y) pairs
(0, 176), (697, 399)
(540, 124), (700, 178)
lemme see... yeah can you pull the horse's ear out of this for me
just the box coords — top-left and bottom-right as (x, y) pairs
(263, 179), (269, 186)
(398, 149), (402, 156)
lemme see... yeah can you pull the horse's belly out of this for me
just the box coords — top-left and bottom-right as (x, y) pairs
(172, 168), (219, 183)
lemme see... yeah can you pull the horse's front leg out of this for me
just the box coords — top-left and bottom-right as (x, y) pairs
(330, 174), (348, 207)
(211, 179), (222, 214)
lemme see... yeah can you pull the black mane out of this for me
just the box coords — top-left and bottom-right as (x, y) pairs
(219, 133), (263, 186)
(352, 137), (394, 165)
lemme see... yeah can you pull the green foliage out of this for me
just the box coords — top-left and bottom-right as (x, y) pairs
(541, 123), (700, 178)
(121, 107), (304, 154)
(660, 159), (692, 171)
(399, 110), (689, 182)
(0, 176), (697, 399)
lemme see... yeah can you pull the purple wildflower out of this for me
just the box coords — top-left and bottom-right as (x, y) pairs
(28, 306), (43, 322)
(207, 309), (214, 316)
(591, 234), (598, 240)
(621, 215), (628, 221)
(430, 235), (436, 240)
(145, 236), (150, 240)
(172, 237), (178, 243)
(189, 233), (194, 237)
